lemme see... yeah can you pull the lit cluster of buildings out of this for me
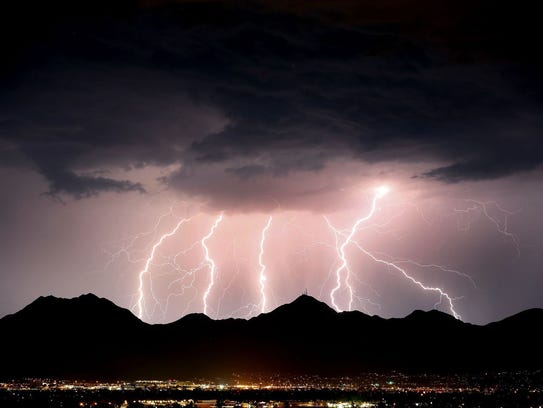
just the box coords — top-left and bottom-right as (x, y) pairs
(2, 373), (543, 408)
(1, 371), (542, 394)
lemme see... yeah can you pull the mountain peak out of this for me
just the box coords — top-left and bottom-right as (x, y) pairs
(78, 293), (100, 300)
(2, 293), (144, 328)
(486, 308), (543, 328)
(251, 294), (336, 324)
(171, 312), (213, 325)
(402, 309), (463, 327)
(282, 293), (335, 314)
(291, 293), (329, 306)
(406, 309), (455, 318)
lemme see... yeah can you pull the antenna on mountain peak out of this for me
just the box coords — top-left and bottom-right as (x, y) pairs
(304, 288), (308, 296)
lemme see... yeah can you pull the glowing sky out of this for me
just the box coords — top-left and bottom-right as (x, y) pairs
(1, 0), (543, 324)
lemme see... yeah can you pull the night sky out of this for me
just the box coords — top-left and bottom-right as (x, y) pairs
(1, 0), (543, 324)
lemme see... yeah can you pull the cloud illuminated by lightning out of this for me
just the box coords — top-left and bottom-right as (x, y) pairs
(258, 216), (273, 313)
(202, 213), (224, 316)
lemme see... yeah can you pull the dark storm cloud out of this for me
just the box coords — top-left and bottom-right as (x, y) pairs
(1, 0), (543, 198)
(0, 62), (229, 197)
(423, 140), (543, 182)
(41, 169), (145, 198)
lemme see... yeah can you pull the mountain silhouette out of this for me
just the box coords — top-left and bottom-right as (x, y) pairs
(1, 294), (542, 379)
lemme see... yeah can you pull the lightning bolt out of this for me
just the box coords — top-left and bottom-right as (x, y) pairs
(103, 186), (513, 323)
(348, 239), (462, 319)
(102, 205), (179, 273)
(327, 185), (390, 312)
(258, 216), (273, 314)
(202, 213), (224, 316)
(136, 216), (192, 319)
(325, 186), (462, 319)
(455, 199), (520, 256)
(391, 259), (476, 288)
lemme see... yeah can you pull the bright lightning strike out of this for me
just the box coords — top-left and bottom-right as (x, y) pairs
(103, 184), (514, 323)
(327, 185), (390, 312)
(136, 216), (192, 319)
(202, 213), (224, 317)
(348, 239), (462, 319)
(390, 258), (476, 288)
(258, 216), (273, 314)
(375, 185), (390, 199)
(325, 185), (463, 319)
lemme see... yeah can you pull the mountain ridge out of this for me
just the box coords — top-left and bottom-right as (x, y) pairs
(1, 293), (542, 379)
(5, 292), (532, 326)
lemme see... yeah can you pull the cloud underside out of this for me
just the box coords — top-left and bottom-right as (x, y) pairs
(1, 1), (542, 203)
